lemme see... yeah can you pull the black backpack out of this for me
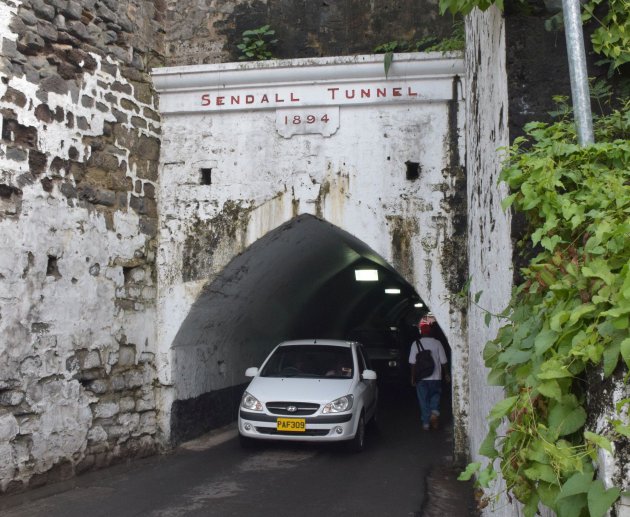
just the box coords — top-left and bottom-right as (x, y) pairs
(414, 340), (435, 379)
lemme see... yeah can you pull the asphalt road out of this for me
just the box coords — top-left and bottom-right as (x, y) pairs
(0, 385), (477, 517)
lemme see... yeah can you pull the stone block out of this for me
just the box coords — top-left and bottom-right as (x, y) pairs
(118, 345), (136, 366)
(79, 350), (102, 369)
(32, 0), (56, 21)
(61, 1), (82, 21)
(119, 397), (135, 412)
(18, 8), (38, 26)
(138, 411), (157, 434)
(5, 146), (28, 162)
(18, 31), (45, 54)
(96, 3), (118, 24)
(124, 370), (144, 389)
(87, 425), (108, 443)
(106, 424), (127, 439)
(37, 20), (59, 42)
(110, 374), (126, 392)
(40, 74), (68, 95)
(28, 150), (47, 175)
(87, 379), (108, 394)
(142, 286), (156, 300)
(0, 414), (19, 441)
(135, 390), (155, 412)
(93, 401), (119, 419)
(66, 20), (93, 42)
(20, 356), (43, 377)
(131, 116), (147, 129)
(1, 87), (27, 108)
(0, 444), (16, 486)
(53, 14), (67, 30)
(0, 390), (25, 406)
(118, 412), (139, 432)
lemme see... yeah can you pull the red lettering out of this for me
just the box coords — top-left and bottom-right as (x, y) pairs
(201, 94), (211, 106)
(407, 87), (418, 97)
(392, 88), (402, 97)
(360, 89), (371, 98)
(376, 88), (387, 97)
(246, 95), (255, 104)
(290, 92), (300, 102)
(275, 93), (284, 103)
(345, 89), (356, 99)
(327, 87), (339, 100)
(216, 96), (224, 106)
(261, 94), (269, 103)
(231, 95), (240, 104)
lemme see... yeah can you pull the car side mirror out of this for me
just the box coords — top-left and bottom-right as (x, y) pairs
(245, 367), (259, 377)
(362, 369), (377, 380)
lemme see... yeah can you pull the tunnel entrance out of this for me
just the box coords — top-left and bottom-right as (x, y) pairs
(153, 53), (467, 453)
(168, 214), (449, 443)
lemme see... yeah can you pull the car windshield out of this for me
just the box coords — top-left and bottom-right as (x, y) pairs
(260, 345), (354, 379)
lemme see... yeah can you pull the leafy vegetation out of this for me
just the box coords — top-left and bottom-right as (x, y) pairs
(459, 100), (630, 516)
(438, 0), (629, 73)
(237, 25), (278, 61)
(373, 20), (464, 77)
(373, 21), (465, 54)
(582, 0), (630, 71)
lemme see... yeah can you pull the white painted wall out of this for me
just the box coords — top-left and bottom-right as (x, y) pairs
(154, 53), (469, 446)
(0, 1), (159, 489)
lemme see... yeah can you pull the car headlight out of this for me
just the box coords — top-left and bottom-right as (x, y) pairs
(322, 394), (354, 414)
(241, 391), (263, 411)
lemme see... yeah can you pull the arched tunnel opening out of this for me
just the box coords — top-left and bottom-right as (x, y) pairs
(169, 214), (452, 444)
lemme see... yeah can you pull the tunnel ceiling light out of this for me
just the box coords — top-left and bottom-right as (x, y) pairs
(414, 302), (424, 307)
(385, 288), (401, 294)
(355, 269), (379, 281)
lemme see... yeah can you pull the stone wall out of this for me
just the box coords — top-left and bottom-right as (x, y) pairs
(163, 0), (456, 66)
(465, 6), (629, 517)
(0, 0), (164, 493)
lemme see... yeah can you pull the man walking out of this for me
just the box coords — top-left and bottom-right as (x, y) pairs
(409, 318), (449, 430)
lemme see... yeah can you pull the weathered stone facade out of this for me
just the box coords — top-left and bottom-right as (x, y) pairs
(1, 0), (627, 514)
(163, 0), (456, 66)
(0, 0), (164, 492)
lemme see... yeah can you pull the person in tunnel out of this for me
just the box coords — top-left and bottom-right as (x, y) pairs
(409, 317), (450, 430)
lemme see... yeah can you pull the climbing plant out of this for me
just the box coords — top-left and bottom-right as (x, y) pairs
(374, 19), (464, 77)
(438, 0), (630, 72)
(459, 100), (630, 516)
(237, 25), (278, 61)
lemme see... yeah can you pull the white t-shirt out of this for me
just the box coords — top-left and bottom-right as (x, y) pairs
(408, 337), (447, 381)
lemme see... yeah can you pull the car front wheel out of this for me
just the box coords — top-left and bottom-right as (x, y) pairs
(348, 413), (366, 452)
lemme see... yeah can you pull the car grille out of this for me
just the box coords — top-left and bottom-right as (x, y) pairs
(256, 427), (330, 437)
(266, 401), (320, 416)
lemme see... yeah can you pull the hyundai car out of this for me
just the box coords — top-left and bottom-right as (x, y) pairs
(238, 339), (378, 452)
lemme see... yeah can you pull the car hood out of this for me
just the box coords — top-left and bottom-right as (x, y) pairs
(247, 377), (354, 403)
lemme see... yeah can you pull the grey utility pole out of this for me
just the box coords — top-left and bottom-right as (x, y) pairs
(562, 0), (595, 145)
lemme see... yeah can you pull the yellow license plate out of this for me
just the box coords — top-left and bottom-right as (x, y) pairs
(277, 418), (306, 432)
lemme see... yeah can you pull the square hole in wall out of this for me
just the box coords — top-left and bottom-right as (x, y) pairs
(200, 168), (212, 185)
(405, 161), (420, 181)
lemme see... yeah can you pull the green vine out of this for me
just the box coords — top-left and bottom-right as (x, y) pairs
(374, 20), (464, 77)
(236, 25), (278, 61)
(460, 100), (630, 516)
(438, 0), (630, 72)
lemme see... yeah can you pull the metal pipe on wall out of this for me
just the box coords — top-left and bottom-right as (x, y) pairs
(562, 0), (595, 145)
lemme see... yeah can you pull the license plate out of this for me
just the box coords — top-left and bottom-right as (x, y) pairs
(276, 418), (306, 432)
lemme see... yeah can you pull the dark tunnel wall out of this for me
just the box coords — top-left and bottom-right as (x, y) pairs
(169, 214), (426, 443)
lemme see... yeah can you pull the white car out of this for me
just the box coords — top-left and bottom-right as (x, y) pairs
(238, 339), (378, 452)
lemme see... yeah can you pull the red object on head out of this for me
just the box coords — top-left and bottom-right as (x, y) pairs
(420, 323), (431, 335)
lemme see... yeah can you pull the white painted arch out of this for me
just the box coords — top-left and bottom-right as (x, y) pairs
(153, 53), (469, 450)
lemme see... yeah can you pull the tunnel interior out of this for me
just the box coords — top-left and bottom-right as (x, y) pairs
(169, 214), (450, 443)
